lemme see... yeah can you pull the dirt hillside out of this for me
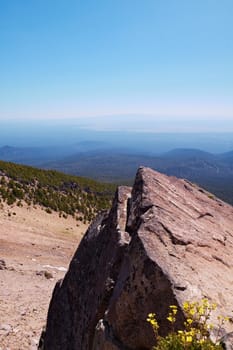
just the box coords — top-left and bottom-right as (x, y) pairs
(0, 203), (88, 350)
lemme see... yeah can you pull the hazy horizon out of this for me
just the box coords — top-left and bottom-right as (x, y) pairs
(0, 118), (233, 154)
(0, 1), (232, 154)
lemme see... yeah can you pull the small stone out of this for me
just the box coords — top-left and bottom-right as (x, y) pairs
(13, 328), (20, 334)
(0, 259), (6, 270)
(0, 323), (12, 337)
(0, 324), (12, 332)
(44, 270), (53, 279)
(220, 332), (233, 350)
(31, 338), (39, 346)
(36, 270), (44, 276)
(8, 266), (15, 271)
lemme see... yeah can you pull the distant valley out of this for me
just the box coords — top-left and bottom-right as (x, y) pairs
(0, 145), (232, 205)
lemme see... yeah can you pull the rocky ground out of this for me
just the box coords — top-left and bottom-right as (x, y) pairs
(0, 203), (88, 350)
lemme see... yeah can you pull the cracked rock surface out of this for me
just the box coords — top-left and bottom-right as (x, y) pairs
(42, 167), (233, 350)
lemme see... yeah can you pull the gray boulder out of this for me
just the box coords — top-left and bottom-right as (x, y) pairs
(43, 167), (233, 349)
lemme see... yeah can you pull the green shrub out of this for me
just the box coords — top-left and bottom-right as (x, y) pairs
(0, 160), (116, 221)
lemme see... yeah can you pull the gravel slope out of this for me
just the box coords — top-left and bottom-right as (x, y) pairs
(0, 203), (87, 350)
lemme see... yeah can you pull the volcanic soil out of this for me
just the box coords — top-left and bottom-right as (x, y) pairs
(0, 203), (87, 350)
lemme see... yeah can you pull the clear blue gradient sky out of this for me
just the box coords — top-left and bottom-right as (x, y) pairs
(1, 0), (233, 130)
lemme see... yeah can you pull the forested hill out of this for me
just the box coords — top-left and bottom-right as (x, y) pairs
(0, 160), (116, 223)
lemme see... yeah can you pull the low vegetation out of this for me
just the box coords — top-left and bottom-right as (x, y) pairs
(0, 160), (116, 223)
(147, 299), (228, 349)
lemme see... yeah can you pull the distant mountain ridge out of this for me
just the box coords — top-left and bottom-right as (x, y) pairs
(0, 145), (74, 165)
(43, 148), (233, 205)
(0, 146), (232, 205)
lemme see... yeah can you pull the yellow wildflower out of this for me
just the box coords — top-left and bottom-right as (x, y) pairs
(167, 316), (173, 322)
(186, 335), (193, 342)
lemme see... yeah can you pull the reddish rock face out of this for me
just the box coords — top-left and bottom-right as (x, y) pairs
(42, 167), (233, 350)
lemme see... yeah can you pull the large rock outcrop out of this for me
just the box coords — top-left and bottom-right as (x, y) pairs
(42, 167), (233, 350)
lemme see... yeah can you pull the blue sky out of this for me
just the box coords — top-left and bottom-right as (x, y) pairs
(1, 0), (233, 130)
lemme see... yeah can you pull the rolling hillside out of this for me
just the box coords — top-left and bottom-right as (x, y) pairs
(0, 160), (116, 223)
